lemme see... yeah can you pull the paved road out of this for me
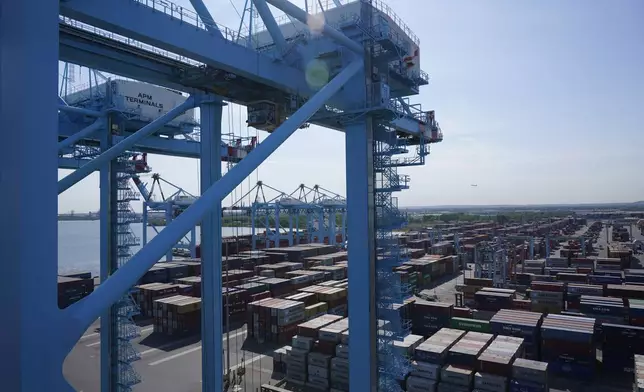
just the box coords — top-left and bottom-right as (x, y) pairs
(65, 322), (283, 392)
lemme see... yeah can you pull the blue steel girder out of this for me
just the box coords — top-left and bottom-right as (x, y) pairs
(59, 22), (196, 94)
(59, 0), (312, 98)
(58, 128), (251, 165)
(59, 121), (201, 159)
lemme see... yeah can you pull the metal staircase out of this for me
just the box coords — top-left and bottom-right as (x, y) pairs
(113, 155), (142, 391)
(374, 132), (415, 391)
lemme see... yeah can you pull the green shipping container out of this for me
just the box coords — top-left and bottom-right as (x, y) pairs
(450, 317), (491, 333)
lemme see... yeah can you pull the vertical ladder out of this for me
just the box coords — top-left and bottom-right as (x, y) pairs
(113, 155), (142, 391)
(374, 133), (412, 392)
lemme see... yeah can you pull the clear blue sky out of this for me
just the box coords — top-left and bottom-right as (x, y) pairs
(58, 0), (644, 213)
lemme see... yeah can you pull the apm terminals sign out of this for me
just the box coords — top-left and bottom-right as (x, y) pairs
(124, 92), (164, 110)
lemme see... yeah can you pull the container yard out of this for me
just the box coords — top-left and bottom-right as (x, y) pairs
(58, 216), (644, 392)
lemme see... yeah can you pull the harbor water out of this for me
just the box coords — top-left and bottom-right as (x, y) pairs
(58, 220), (253, 276)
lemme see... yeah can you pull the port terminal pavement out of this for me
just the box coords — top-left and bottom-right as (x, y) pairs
(66, 319), (282, 392)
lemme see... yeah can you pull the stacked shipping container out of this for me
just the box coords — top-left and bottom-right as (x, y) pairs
(490, 309), (543, 360)
(540, 314), (596, 378)
(58, 274), (95, 308)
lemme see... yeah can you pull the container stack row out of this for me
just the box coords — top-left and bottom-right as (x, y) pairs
(57, 274), (95, 309)
(529, 281), (564, 313)
(540, 314), (596, 378)
(635, 354), (644, 392)
(152, 295), (201, 336)
(490, 309), (542, 360)
(602, 323), (644, 377)
(405, 327), (534, 392)
(282, 315), (349, 391)
(510, 358), (549, 392)
(247, 298), (306, 344)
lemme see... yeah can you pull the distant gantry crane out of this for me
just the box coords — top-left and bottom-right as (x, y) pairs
(474, 239), (509, 288)
(129, 154), (200, 261)
(228, 181), (347, 249)
(5, 0), (444, 391)
(546, 235), (587, 257)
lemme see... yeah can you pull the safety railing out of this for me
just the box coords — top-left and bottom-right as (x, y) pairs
(133, 0), (247, 43)
(253, 12), (296, 31)
(61, 0), (262, 69)
(313, 0), (344, 13)
(367, 0), (419, 45)
(60, 16), (201, 67)
(64, 81), (107, 98)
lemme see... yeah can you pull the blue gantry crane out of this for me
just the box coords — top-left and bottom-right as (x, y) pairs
(3, 0), (443, 391)
(239, 182), (347, 248)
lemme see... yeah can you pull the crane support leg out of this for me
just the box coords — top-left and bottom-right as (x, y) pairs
(265, 0), (364, 55)
(99, 125), (115, 392)
(346, 119), (377, 392)
(58, 96), (197, 194)
(0, 0), (73, 390)
(63, 60), (364, 345)
(200, 97), (225, 392)
(58, 119), (104, 150)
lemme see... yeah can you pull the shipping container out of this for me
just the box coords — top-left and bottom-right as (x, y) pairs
(448, 331), (493, 367)
(449, 317), (490, 333)
(152, 295), (201, 336)
(412, 301), (453, 336)
(490, 309), (543, 359)
(319, 318), (349, 343)
(509, 378), (547, 392)
(440, 365), (473, 388)
(634, 354), (644, 392)
(474, 372), (507, 391)
(602, 323), (644, 377)
(540, 314), (596, 378)
(247, 298), (306, 344)
(60, 271), (92, 280)
(606, 284), (644, 300)
(407, 375), (437, 392)
(79, 79), (198, 128)
(409, 360), (441, 381)
(415, 328), (466, 364)
(511, 358), (548, 385)
(58, 276), (95, 308)
(135, 282), (186, 316)
(296, 314), (343, 339)
(477, 335), (524, 377)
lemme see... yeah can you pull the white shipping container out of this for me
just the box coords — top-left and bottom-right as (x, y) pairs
(110, 80), (195, 126)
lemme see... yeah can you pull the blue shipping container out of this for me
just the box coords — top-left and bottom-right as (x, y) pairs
(541, 326), (593, 343)
(629, 305), (644, 318)
(625, 274), (644, 284)
(547, 359), (595, 379)
(588, 275), (622, 285)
